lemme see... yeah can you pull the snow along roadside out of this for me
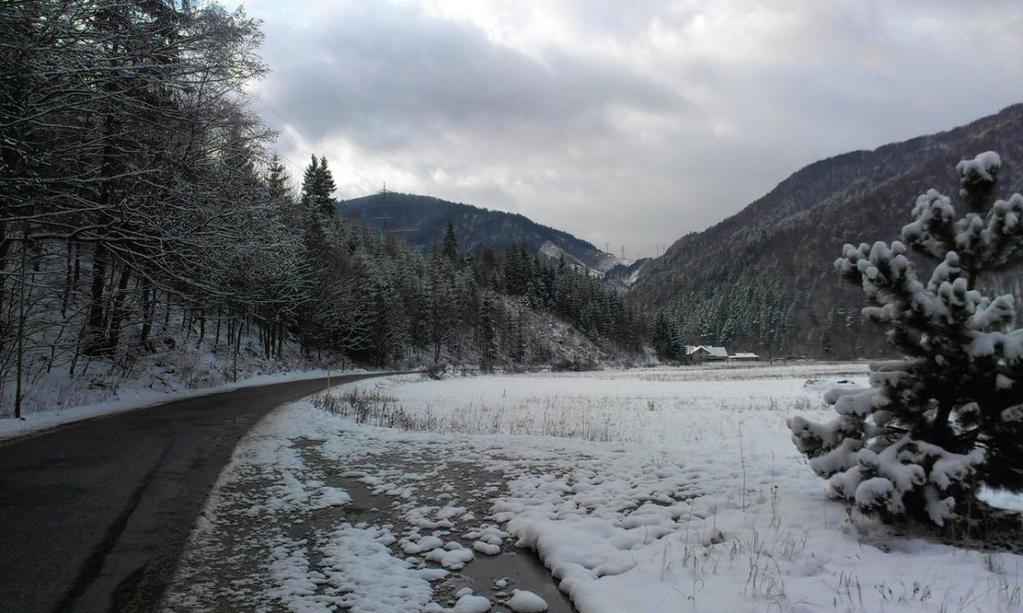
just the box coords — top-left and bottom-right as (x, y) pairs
(0, 368), (373, 442)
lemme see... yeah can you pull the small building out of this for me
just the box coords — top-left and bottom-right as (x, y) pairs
(685, 345), (729, 363)
(728, 352), (760, 362)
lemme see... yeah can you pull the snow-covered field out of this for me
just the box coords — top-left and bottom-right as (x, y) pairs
(168, 363), (1023, 612)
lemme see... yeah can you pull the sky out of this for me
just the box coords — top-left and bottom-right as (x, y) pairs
(238, 0), (1023, 260)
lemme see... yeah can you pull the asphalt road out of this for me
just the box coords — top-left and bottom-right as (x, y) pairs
(0, 372), (394, 613)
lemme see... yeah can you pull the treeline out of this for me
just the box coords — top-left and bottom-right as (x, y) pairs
(0, 1), (639, 416)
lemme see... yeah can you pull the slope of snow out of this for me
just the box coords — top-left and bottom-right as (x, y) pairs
(537, 241), (620, 275)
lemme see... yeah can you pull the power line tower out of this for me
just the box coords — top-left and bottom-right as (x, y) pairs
(373, 182), (390, 232)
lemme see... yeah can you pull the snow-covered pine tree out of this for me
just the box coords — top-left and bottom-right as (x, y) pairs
(652, 311), (673, 361)
(821, 307), (835, 356)
(316, 156), (337, 217)
(509, 311), (526, 363)
(299, 155), (336, 217)
(300, 155), (321, 207)
(426, 252), (456, 363)
(477, 293), (498, 372)
(788, 152), (1023, 527)
(266, 152), (292, 204)
(718, 316), (736, 346)
(669, 322), (687, 362)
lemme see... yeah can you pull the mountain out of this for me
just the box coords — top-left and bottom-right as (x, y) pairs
(604, 258), (651, 292)
(337, 192), (621, 273)
(632, 103), (1023, 359)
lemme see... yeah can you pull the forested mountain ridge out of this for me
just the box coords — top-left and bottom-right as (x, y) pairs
(635, 103), (1023, 359)
(338, 192), (622, 273)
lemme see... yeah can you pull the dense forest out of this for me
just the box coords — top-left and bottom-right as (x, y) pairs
(0, 1), (642, 416)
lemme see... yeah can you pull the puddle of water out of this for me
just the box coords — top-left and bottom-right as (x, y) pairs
(296, 439), (577, 611)
(449, 550), (576, 613)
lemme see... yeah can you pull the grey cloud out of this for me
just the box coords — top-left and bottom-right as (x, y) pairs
(246, 0), (1023, 258)
(259, 2), (679, 153)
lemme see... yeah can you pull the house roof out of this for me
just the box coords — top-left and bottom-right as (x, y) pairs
(730, 352), (760, 359)
(685, 345), (728, 357)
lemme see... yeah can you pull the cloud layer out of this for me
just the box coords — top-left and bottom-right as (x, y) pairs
(242, 0), (1023, 258)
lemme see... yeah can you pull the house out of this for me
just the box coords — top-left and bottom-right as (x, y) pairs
(728, 352), (760, 362)
(685, 345), (729, 363)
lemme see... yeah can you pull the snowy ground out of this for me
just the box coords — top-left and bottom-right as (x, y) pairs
(167, 363), (1023, 612)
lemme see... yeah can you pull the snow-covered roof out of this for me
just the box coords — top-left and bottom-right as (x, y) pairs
(685, 345), (728, 357)
(729, 352), (760, 359)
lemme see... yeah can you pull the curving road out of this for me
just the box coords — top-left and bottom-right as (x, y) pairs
(0, 373), (395, 613)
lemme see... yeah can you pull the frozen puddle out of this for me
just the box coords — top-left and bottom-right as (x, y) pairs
(455, 552), (575, 612)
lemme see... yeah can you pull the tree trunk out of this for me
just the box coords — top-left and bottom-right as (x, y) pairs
(139, 276), (154, 350)
(214, 305), (222, 351)
(73, 240), (81, 285)
(61, 237), (73, 317)
(85, 241), (109, 356)
(106, 261), (131, 350)
(196, 309), (205, 349)
(233, 319), (242, 382)
(277, 320), (284, 359)
(163, 290), (172, 332)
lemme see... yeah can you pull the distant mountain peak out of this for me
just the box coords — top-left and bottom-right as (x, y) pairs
(338, 192), (624, 273)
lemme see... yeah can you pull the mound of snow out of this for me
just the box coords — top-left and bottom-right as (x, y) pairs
(507, 589), (548, 612)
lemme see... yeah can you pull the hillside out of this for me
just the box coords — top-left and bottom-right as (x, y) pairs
(632, 103), (1023, 358)
(337, 192), (621, 273)
(604, 258), (651, 292)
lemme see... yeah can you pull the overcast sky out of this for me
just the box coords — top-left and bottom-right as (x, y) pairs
(238, 0), (1023, 259)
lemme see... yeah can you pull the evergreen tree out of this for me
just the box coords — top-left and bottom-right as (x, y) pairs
(300, 155), (320, 207)
(266, 152), (292, 204)
(426, 253), (456, 363)
(442, 221), (459, 262)
(503, 244), (530, 295)
(844, 308), (861, 356)
(669, 323), (687, 362)
(509, 312), (526, 363)
(477, 294), (498, 372)
(788, 152), (1023, 527)
(821, 307), (835, 356)
(300, 154), (336, 217)
(718, 316), (736, 346)
(316, 156), (337, 217)
(652, 310), (673, 360)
